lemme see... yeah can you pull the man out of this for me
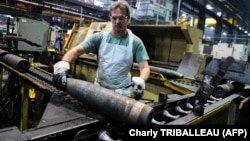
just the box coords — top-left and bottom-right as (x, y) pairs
(53, 1), (150, 97)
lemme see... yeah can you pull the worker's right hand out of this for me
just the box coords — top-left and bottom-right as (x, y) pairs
(53, 61), (71, 90)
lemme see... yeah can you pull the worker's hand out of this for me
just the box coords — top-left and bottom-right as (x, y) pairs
(53, 61), (71, 90)
(132, 77), (145, 100)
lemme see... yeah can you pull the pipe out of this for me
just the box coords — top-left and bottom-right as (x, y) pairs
(176, 0), (182, 25)
(213, 82), (245, 98)
(133, 63), (184, 79)
(66, 78), (154, 124)
(2, 54), (30, 73)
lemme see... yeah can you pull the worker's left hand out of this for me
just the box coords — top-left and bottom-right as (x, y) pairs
(132, 77), (145, 100)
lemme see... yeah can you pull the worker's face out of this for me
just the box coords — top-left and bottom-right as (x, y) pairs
(110, 8), (129, 32)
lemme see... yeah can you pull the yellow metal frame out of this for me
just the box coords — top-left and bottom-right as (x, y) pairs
(132, 68), (194, 95)
(187, 102), (231, 125)
(20, 82), (29, 131)
(0, 61), (46, 131)
(163, 80), (193, 95)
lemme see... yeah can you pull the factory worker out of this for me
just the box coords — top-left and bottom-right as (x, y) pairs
(53, 1), (150, 97)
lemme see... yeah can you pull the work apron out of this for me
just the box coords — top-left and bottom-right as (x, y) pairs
(95, 30), (133, 96)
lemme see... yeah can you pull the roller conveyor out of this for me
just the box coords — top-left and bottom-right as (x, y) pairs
(0, 50), (250, 140)
(0, 51), (153, 140)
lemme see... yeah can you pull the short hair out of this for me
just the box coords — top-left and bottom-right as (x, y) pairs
(109, 1), (130, 19)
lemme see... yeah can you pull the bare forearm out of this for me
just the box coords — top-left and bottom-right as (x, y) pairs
(62, 45), (84, 63)
(139, 61), (150, 81)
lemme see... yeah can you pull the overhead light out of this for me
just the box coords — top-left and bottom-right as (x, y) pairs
(216, 12), (222, 17)
(206, 4), (213, 10)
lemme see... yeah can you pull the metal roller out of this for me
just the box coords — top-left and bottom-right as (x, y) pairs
(185, 103), (193, 110)
(163, 110), (180, 119)
(151, 118), (166, 125)
(2, 54), (30, 73)
(97, 130), (120, 141)
(213, 82), (245, 98)
(175, 106), (191, 114)
(66, 78), (154, 125)
(133, 63), (184, 79)
(0, 49), (9, 60)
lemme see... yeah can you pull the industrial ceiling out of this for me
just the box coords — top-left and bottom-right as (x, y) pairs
(0, 0), (250, 34)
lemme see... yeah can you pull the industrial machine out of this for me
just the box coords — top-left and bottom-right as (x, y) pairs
(13, 17), (50, 52)
(1, 16), (51, 66)
(0, 22), (250, 140)
(0, 48), (249, 140)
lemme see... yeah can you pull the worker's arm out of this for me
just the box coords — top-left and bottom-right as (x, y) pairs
(132, 60), (150, 90)
(53, 44), (85, 89)
(138, 60), (150, 81)
(62, 45), (85, 63)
